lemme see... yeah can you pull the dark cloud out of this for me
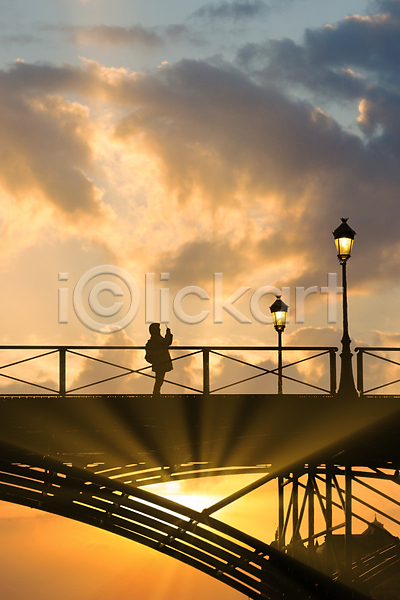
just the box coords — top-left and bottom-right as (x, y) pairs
(235, 6), (400, 183)
(190, 0), (268, 21)
(0, 34), (43, 46)
(302, 14), (400, 75)
(152, 239), (252, 286)
(357, 88), (400, 143)
(368, 0), (400, 17)
(237, 38), (369, 101)
(237, 8), (400, 97)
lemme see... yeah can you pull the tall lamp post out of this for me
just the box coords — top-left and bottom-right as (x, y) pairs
(270, 296), (289, 395)
(333, 218), (358, 397)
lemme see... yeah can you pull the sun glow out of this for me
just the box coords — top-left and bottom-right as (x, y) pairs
(143, 474), (265, 513)
(143, 479), (221, 512)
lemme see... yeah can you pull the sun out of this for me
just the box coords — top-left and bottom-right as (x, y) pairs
(142, 479), (221, 512)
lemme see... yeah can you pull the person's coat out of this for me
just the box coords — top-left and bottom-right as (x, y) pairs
(145, 330), (173, 373)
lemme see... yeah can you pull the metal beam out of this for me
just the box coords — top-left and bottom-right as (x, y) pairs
(345, 463), (352, 579)
(0, 442), (371, 600)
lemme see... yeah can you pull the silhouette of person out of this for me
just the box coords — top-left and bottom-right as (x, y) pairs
(146, 323), (173, 396)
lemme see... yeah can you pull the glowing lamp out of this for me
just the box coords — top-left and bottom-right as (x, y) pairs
(333, 218), (356, 262)
(270, 296), (289, 333)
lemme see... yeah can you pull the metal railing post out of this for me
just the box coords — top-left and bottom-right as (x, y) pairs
(59, 349), (66, 395)
(356, 349), (364, 396)
(203, 349), (210, 395)
(329, 349), (337, 395)
(278, 332), (283, 394)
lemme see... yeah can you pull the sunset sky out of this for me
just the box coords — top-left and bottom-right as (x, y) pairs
(1, 0), (400, 598)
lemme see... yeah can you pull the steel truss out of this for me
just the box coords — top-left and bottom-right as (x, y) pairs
(0, 442), (369, 600)
(275, 462), (400, 593)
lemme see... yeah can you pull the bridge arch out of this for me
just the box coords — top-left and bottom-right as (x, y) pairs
(0, 441), (367, 600)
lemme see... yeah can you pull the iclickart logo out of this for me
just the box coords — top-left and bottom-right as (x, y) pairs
(58, 267), (343, 333)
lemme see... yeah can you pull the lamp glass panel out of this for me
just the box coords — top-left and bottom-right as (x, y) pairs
(335, 237), (353, 259)
(273, 311), (287, 330)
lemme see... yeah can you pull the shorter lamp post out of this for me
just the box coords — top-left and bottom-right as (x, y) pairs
(333, 218), (357, 397)
(270, 296), (289, 395)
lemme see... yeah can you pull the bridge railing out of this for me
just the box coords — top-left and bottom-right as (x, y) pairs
(0, 345), (337, 396)
(356, 347), (400, 396)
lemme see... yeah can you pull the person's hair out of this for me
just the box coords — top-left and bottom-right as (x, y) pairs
(149, 323), (160, 335)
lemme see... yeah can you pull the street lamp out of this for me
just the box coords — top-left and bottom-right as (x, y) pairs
(270, 295), (289, 395)
(333, 218), (357, 397)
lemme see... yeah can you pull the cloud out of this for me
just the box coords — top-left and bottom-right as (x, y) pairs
(72, 25), (164, 48)
(237, 6), (400, 98)
(237, 38), (369, 101)
(7, 55), (392, 289)
(0, 63), (110, 219)
(301, 13), (400, 78)
(114, 58), (364, 203)
(106, 58), (400, 285)
(153, 239), (252, 287)
(0, 34), (43, 46)
(2, 51), (400, 298)
(230, 6), (400, 290)
(368, 0), (400, 18)
(0, 59), (118, 267)
(190, 0), (269, 21)
(42, 23), (201, 50)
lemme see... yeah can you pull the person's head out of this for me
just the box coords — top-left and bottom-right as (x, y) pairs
(149, 322), (160, 336)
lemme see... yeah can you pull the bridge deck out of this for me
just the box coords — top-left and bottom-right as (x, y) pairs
(1, 393), (399, 481)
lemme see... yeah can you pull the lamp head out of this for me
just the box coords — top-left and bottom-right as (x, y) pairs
(333, 218), (356, 263)
(270, 295), (289, 333)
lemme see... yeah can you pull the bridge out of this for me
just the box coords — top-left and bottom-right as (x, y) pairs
(1, 343), (400, 598)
